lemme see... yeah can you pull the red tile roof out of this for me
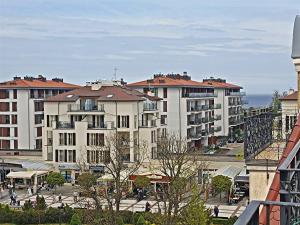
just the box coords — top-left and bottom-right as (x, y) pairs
(279, 91), (298, 100)
(128, 76), (242, 89)
(45, 85), (160, 102)
(128, 76), (207, 87)
(0, 78), (79, 89)
(201, 80), (242, 89)
(259, 116), (300, 225)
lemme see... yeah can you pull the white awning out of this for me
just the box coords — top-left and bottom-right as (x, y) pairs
(6, 171), (48, 179)
(213, 166), (242, 180)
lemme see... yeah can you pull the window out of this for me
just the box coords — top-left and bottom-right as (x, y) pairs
(163, 88), (168, 98)
(35, 139), (42, 149)
(37, 127), (42, 137)
(34, 101), (44, 111)
(117, 115), (130, 128)
(14, 128), (18, 137)
(38, 90), (44, 98)
(11, 115), (17, 124)
(151, 130), (156, 143)
(151, 147), (157, 159)
(161, 115), (167, 125)
(0, 140), (10, 149)
(163, 101), (167, 112)
(0, 115), (10, 124)
(0, 102), (9, 112)
(14, 140), (18, 149)
(0, 90), (9, 99)
(55, 150), (59, 162)
(87, 133), (104, 146)
(12, 102), (17, 112)
(59, 133), (76, 146)
(35, 114), (44, 124)
(30, 89), (36, 98)
(0, 127), (10, 137)
(13, 90), (17, 99)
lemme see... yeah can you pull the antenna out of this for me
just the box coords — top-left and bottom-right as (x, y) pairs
(114, 67), (117, 80)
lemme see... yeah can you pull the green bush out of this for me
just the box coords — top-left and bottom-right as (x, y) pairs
(70, 213), (81, 225)
(136, 215), (146, 225)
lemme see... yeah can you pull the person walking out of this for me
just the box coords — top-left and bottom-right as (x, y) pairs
(58, 193), (62, 202)
(73, 191), (78, 202)
(214, 205), (219, 217)
(145, 201), (151, 212)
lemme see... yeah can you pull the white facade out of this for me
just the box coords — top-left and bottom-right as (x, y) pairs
(42, 81), (163, 179)
(0, 78), (76, 151)
(129, 75), (245, 149)
(281, 97), (298, 139)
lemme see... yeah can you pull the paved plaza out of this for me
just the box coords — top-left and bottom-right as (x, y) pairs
(0, 185), (246, 218)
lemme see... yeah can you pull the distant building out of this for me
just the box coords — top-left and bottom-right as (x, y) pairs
(0, 75), (79, 151)
(128, 73), (245, 149)
(42, 80), (162, 181)
(280, 90), (298, 139)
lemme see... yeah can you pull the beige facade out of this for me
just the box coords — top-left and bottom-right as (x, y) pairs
(42, 81), (164, 181)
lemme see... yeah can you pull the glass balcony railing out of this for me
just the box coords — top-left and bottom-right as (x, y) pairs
(68, 104), (104, 112)
(227, 91), (246, 96)
(184, 93), (217, 98)
(143, 103), (157, 111)
(56, 121), (74, 129)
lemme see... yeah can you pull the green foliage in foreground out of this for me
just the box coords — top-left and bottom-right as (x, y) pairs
(0, 203), (237, 225)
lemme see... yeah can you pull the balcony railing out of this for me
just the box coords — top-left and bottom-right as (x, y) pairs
(88, 122), (106, 129)
(68, 104), (104, 112)
(184, 93), (217, 98)
(143, 103), (157, 111)
(214, 104), (221, 109)
(188, 119), (202, 126)
(201, 129), (208, 136)
(188, 133), (201, 140)
(139, 120), (156, 128)
(234, 201), (300, 225)
(201, 117), (209, 123)
(214, 115), (221, 121)
(214, 126), (222, 132)
(229, 118), (244, 126)
(227, 91), (246, 96)
(56, 121), (74, 129)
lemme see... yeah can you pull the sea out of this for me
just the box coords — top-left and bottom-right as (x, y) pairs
(245, 94), (273, 108)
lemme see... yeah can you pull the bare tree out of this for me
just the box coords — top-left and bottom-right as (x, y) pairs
(151, 134), (207, 225)
(78, 131), (148, 225)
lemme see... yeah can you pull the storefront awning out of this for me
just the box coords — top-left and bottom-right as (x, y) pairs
(6, 171), (48, 179)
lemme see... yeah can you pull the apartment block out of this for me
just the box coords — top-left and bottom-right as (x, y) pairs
(0, 75), (78, 151)
(128, 73), (245, 149)
(42, 80), (163, 180)
(202, 78), (245, 139)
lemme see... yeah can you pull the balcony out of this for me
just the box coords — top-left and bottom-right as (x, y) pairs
(68, 104), (104, 112)
(139, 120), (156, 128)
(227, 91), (246, 96)
(184, 93), (217, 98)
(214, 104), (221, 109)
(214, 115), (221, 121)
(56, 121), (74, 129)
(201, 117), (209, 123)
(229, 118), (244, 126)
(143, 103), (157, 111)
(188, 133), (201, 140)
(88, 122), (106, 129)
(214, 126), (222, 132)
(201, 129), (208, 136)
(188, 119), (202, 126)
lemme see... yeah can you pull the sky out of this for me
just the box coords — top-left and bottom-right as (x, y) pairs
(0, 0), (300, 94)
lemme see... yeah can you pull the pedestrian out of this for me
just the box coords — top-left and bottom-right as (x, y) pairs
(58, 193), (62, 202)
(145, 201), (151, 212)
(214, 206), (219, 217)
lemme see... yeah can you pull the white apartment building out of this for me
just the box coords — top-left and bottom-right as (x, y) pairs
(128, 74), (245, 149)
(280, 90), (298, 139)
(0, 75), (78, 151)
(42, 80), (163, 181)
(202, 78), (245, 139)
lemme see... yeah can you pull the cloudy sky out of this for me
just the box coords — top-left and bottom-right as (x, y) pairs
(0, 0), (300, 94)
